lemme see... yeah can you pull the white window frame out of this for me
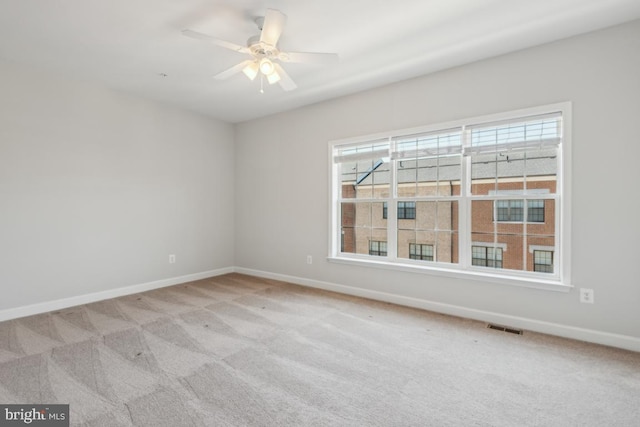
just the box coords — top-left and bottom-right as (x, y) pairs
(328, 103), (572, 292)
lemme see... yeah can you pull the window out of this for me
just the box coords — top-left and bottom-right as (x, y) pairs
(534, 250), (554, 273)
(383, 201), (416, 219)
(496, 200), (544, 222)
(409, 243), (434, 260)
(330, 103), (570, 289)
(369, 241), (387, 256)
(496, 200), (523, 221)
(398, 202), (416, 219)
(527, 200), (545, 223)
(472, 246), (503, 268)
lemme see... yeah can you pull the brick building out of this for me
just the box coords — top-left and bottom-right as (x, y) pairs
(340, 146), (556, 274)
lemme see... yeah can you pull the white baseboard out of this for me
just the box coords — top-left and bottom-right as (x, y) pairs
(0, 267), (234, 322)
(3, 266), (638, 353)
(236, 267), (640, 353)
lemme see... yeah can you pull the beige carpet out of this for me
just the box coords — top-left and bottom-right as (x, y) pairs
(0, 273), (638, 426)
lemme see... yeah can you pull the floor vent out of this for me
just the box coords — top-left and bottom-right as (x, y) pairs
(487, 324), (523, 335)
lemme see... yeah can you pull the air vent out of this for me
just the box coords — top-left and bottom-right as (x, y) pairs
(487, 323), (523, 335)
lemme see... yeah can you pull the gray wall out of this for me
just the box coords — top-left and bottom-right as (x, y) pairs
(0, 61), (235, 311)
(235, 20), (640, 340)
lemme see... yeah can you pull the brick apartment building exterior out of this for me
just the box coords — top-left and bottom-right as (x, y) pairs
(340, 147), (556, 274)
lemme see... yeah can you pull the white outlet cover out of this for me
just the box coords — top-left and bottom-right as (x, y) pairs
(580, 288), (594, 304)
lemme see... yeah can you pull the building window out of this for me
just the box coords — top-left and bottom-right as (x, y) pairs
(534, 250), (554, 273)
(369, 241), (387, 256)
(409, 243), (434, 260)
(496, 200), (523, 221)
(527, 200), (545, 223)
(330, 103), (569, 287)
(496, 200), (544, 222)
(472, 246), (503, 268)
(383, 201), (416, 219)
(398, 202), (416, 219)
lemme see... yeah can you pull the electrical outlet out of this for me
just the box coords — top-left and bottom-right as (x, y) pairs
(169, 254), (176, 264)
(579, 288), (594, 304)
(306, 255), (312, 264)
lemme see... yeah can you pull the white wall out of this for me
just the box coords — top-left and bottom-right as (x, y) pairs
(235, 20), (640, 344)
(0, 61), (235, 313)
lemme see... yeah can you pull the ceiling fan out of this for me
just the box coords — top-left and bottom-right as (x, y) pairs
(182, 9), (338, 92)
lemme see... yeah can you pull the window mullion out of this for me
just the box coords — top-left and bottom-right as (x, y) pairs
(523, 197), (528, 271)
(388, 147), (398, 260)
(555, 188), (561, 278)
(332, 162), (344, 256)
(460, 126), (471, 269)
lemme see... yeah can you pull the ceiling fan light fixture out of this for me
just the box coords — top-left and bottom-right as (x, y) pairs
(242, 61), (259, 80)
(259, 58), (275, 75)
(267, 70), (281, 85)
(183, 8), (336, 92)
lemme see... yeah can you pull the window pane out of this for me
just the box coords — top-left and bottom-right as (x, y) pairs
(471, 148), (558, 195)
(472, 246), (487, 266)
(409, 243), (434, 261)
(350, 158), (390, 199)
(337, 141), (390, 199)
(398, 201), (458, 263)
(534, 250), (553, 273)
(397, 155), (462, 197)
(496, 200), (509, 221)
(472, 246), (504, 268)
(341, 202), (386, 255)
(497, 233), (524, 271)
(471, 200), (494, 233)
(527, 200), (545, 222)
(487, 248), (503, 268)
(398, 201), (416, 219)
(369, 240), (387, 256)
(397, 158), (419, 197)
(436, 231), (458, 263)
(472, 200), (526, 271)
(395, 131), (462, 197)
(470, 116), (560, 147)
(510, 200), (524, 222)
(470, 152), (497, 195)
(528, 199), (555, 271)
(422, 245), (434, 259)
(409, 243), (417, 256)
(494, 199), (547, 223)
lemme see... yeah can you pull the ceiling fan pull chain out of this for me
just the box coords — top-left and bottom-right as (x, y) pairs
(260, 74), (265, 94)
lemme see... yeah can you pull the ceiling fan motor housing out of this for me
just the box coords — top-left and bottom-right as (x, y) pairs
(247, 35), (279, 59)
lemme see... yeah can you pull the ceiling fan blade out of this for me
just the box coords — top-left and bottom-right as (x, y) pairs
(260, 9), (287, 46)
(274, 63), (297, 91)
(279, 51), (339, 65)
(182, 29), (249, 54)
(214, 60), (254, 80)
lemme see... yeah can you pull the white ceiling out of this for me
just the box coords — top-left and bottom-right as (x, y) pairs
(1, 0), (640, 123)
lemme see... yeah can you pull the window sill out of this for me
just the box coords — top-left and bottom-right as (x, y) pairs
(327, 255), (572, 292)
